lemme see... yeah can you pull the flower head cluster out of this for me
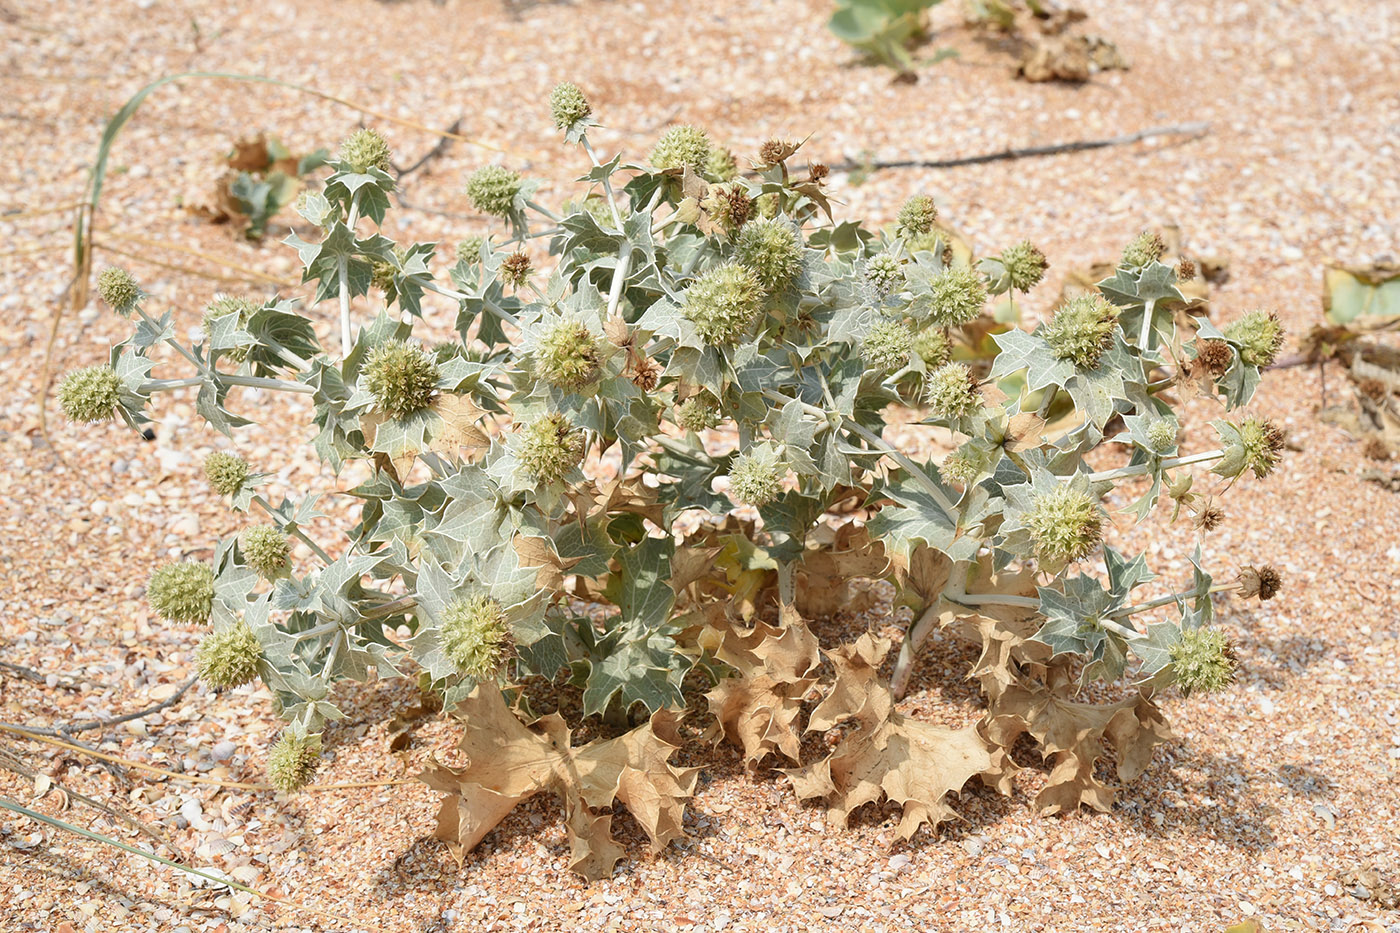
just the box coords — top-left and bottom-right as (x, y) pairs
(675, 396), (720, 432)
(196, 621), (262, 689)
(862, 320), (914, 373)
(338, 127), (392, 173)
(58, 365), (121, 423)
(650, 125), (711, 173)
(204, 451), (249, 497)
(519, 414), (585, 484)
(362, 340), (440, 419)
(501, 251), (533, 290)
(706, 146), (739, 182)
(923, 266), (987, 328)
(1044, 295), (1120, 369)
(536, 318), (601, 392)
(1001, 240), (1049, 292)
(734, 218), (804, 294)
(864, 253), (904, 297)
(242, 525), (290, 579)
(1024, 485), (1103, 564)
(441, 592), (509, 679)
(1225, 310), (1284, 367)
(466, 165), (522, 217)
(1121, 230), (1166, 269)
(1169, 627), (1236, 695)
(97, 266), (141, 316)
(700, 182), (752, 236)
(682, 262), (763, 345)
(267, 732), (319, 793)
(896, 195), (938, 239)
(1147, 420), (1178, 453)
(727, 447), (784, 507)
(913, 327), (952, 368)
(148, 561), (215, 623)
(925, 362), (980, 419)
(549, 82), (591, 131)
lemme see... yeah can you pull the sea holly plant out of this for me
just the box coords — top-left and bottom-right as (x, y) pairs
(63, 84), (1287, 879)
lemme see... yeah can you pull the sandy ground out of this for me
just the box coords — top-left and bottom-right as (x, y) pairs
(2, 0), (1399, 930)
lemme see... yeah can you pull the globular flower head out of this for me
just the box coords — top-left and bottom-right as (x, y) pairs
(1002, 240), (1049, 292)
(500, 251), (533, 290)
(757, 137), (796, 167)
(466, 165), (522, 217)
(896, 195), (938, 239)
(734, 217), (804, 294)
(700, 182), (753, 236)
(455, 236), (484, 264)
(1238, 564), (1282, 601)
(519, 414), (585, 485)
(1196, 505), (1225, 532)
(650, 125), (711, 174)
(913, 327), (952, 368)
(337, 127), (392, 174)
(267, 732), (320, 793)
(1147, 420), (1178, 453)
(536, 318), (601, 392)
(148, 561), (215, 623)
(362, 340), (440, 419)
(1225, 310), (1285, 368)
(682, 262), (763, 345)
(241, 524), (290, 579)
(1121, 230), (1166, 269)
(862, 320), (914, 373)
(940, 442), (993, 486)
(864, 253), (904, 298)
(1195, 338), (1234, 376)
(440, 592), (509, 679)
(706, 145), (740, 182)
(727, 448), (784, 507)
(924, 265), (987, 328)
(58, 365), (121, 423)
(196, 621), (262, 690)
(1024, 484), (1103, 564)
(675, 396), (720, 432)
(97, 266), (141, 316)
(1241, 415), (1286, 478)
(549, 81), (591, 131)
(1169, 627), (1237, 696)
(204, 451), (250, 497)
(925, 361), (980, 419)
(370, 255), (397, 293)
(1043, 294), (1120, 369)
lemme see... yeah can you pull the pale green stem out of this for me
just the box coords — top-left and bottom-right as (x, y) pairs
(135, 306), (207, 374)
(144, 374), (313, 395)
(1109, 581), (1234, 618)
(252, 494), (333, 564)
(581, 136), (625, 231)
(607, 243), (633, 318)
(1137, 298), (1155, 352)
(337, 193), (362, 356)
(526, 200), (561, 223)
(1083, 447), (1225, 483)
(422, 280), (520, 327)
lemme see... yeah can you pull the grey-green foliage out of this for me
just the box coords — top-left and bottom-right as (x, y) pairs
(67, 87), (1281, 766)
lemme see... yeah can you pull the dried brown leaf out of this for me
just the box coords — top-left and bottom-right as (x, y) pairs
(704, 619), (821, 768)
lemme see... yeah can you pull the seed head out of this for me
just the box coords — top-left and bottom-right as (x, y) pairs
(519, 414), (585, 485)
(455, 236), (484, 264)
(1044, 294), (1120, 369)
(362, 340), (440, 419)
(864, 253), (904, 297)
(242, 525), (290, 579)
(1238, 564), (1282, 601)
(267, 732), (320, 793)
(925, 361), (980, 419)
(1147, 420), (1178, 453)
(536, 318), (601, 392)
(913, 327), (952, 368)
(1025, 484), (1103, 564)
(675, 396), (720, 432)
(97, 266), (141, 316)
(549, 81), (591, 131)
(682, 262), (764, 345)
(1195, 505), (1225, 532)
(631, 356), (662, 392)
(734, 217), (804, 294)
(1195, 339), (1234, 376)
(337, 127), (392, 174)
(500, 251), (533, 290)
(728, 448), (784, 507)
(441, 592), (509, 679)
(706, 145), (740, 182)
(204, 451), (250, 497)
(148, 561), (216, 624)
(1121, 230), (1166, 269)
(1240, 415), (1286, 478)
(1002, 240), (1049, 292)
(466, 165), (523, 217)
(923, 265), (987, 328)
(896, 195), (938, 239)
(1170, 627), (1236, 696)
(58, 365), (121, 423)
(862, 320), (914, 373)
(650, 125), (711, 174)
(1177, 258), (1197, 281)
(757, 138), (794, 167)
(1225, 310), (1285, 368)
(196, 621), (261, 689)
(700, 182), (753, 235)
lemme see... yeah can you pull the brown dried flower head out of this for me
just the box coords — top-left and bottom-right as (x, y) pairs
(1177, 258), (1197, 281)
(1238, 564), (1283, 601)
(1195, 339), (1233, 376)
(1195, 505), (1225, 532)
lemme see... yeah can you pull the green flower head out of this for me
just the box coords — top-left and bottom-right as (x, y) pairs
(940, 441), (993, 486)
(1044, 294), (1120, 369)
(204, 451), (250, 497)
(682, 262), (763, 345)
(519, 413), (585, 485)
(267, 731), (320, 793)
(196, 621), (261, 690)
(734, 217), (804, 294)
(203, 294), (258, 362)
(455, 236), (484, 264)
(675, 396), (720, 432)
(924, 265), (987, 328)
(706, 145), (740, 182)
(925, 361), (980, 420)
(1170, 627), (1236, 696)
(440, 592), (509, 680)
(1225, 310), (1285, 368)
(337, 127), (392, 174)
(913, 326), (952, 369)
(97, 266), (141, 316)
(241, 524), (290, 580)
(1147, 420), (1178, 453)
(896, 195), (938, 239)
(549, 81), (591, 131)
(1002, 240), (1049, 292)
(862, 320), (914, 373)
(1121, 230), (1166, 269)
(536, 318), (602, 392)
(1025, 484), (1103, 564)
(650, 124), (711, 173)
(1241, 416), (1285, 478)
(700, 182), (753, 236)
(362, 340), (440, 419)
(58, 365), (121, 423)
(727, 447), (784, 507)
(148, 561), (216, 624)
(864, 253), (904, 298)
(466, 165), (522, 217)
